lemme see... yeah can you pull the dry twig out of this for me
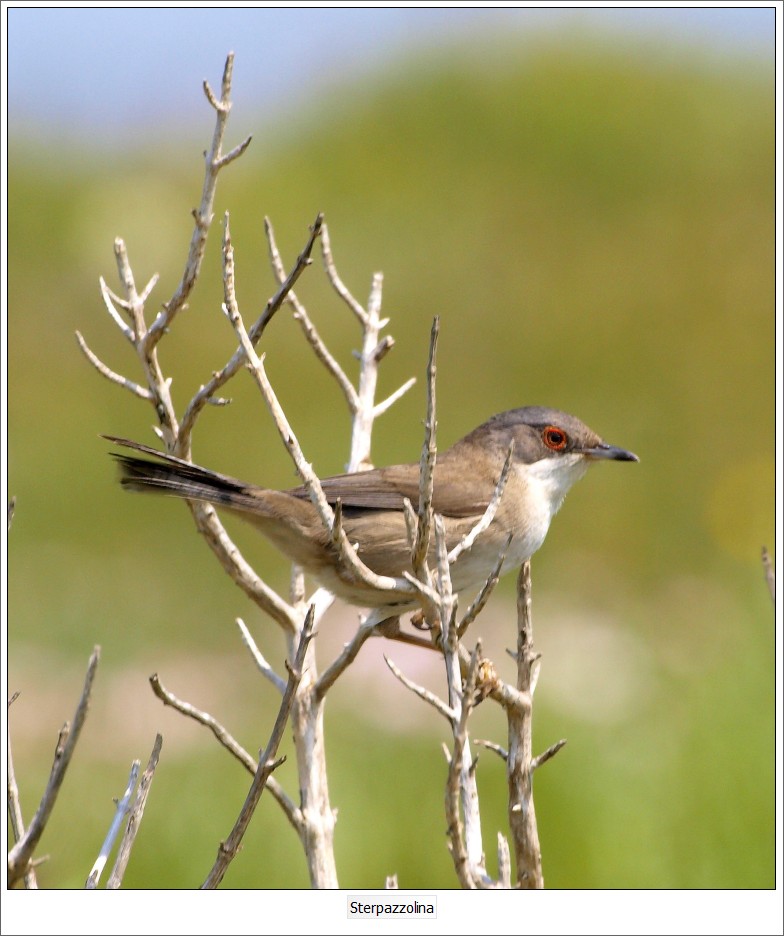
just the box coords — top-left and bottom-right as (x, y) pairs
(236, 618), (287, 694)
(410, 317), (439, 589)
(8, 647), (100, 886)
(505, 561), (544, 888)
(383, 655), (455, 722)
(7, 693), (38, 889)
(202, 606), (317, 888)
(150, 673), (255, 773)
(107, 734), (164, 888)
(444, 642), (486, 888)
(148, 673), (300, 832)
(86, 760), (140, 888)
(221, 215), (416, 603)
(178, 211), (323, 446)
(148, 52), (252, 349)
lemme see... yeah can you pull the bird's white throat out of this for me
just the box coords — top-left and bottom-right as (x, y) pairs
(522, 453), (590, 520)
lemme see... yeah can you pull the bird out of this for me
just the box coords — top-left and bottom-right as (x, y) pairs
(105, 406), (638, 617)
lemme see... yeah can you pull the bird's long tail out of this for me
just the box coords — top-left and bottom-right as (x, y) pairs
(103, 435), (263, 510)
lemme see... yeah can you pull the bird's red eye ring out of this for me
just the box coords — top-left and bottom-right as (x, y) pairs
(542, 426), (568, 451)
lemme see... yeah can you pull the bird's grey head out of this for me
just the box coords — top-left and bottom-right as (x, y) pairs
(457, 406), (638, 518)
(462, 406), (639, 466)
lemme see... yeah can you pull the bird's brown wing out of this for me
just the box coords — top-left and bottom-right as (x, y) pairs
(105, 435), (495, 519)
(287, 460), (492, 519)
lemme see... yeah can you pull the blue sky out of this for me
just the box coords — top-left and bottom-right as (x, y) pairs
(6, 6), (775, 146)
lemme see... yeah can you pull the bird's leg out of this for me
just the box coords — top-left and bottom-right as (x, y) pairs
(374, 616), (443, 653)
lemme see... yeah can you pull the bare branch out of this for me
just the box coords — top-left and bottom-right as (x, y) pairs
(401, 570), (441, 606)
(448, 443), (513, 565)
(158, 217), (324, 634)
(215, 134), (253, 170)
(433, 516), (455, 620)
(273, 215), (410, 473)
(99, 275), (135, 341)
(371, 334), (394, 363)
(253, 212), (323, 340)
(457, 534), (512, 638)
(292, 306), (359, 411)
(473, 738), (508, 761)
(202, 605), (317, 888)
(111, 238), (145, 334)
(236, 618), (287, 694)
(383, 655), (456, 721)
(6, 717), (25, 844)
(222, 217), (415, 601)
(106, 238), (179, 444)
(139, 272), (160, 305)
(487, 676), (529, 714)
(178, 212), (323, 446)
(8, 647), (101, 886)
(149, 673), (254, 771)
(373, 377), (417, 417)
(315, 613), (379, 700)
(506, 560), (544, 888)
(531, 738), (567, 772)
(86, 760), (140, 888)
(107, 734), (164, 888)
(411, 317), (439, 585)
(264, 217), (360, 412)
(147, 52), (251, 346)
(75, 332), (154, 401)
(348, 270), (390, 471)
(202, 76), (223, 112)
(148, 672), (301, 833)
(497, 833), (512, 889)
(7, 692), (38, 889)
(188, 502), (298, 633)
(448, 634), (492, 887)
(402, 496), (418, 550)
(320, 222), (369, 325)
(445, 642), (482, 889)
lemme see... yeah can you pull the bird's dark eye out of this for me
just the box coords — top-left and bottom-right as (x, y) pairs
(542, 426), (568, 451)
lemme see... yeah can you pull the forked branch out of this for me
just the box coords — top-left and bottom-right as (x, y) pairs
(148, 52), (252, 347)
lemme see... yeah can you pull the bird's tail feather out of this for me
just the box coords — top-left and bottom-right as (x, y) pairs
(104, 435), (262, 509)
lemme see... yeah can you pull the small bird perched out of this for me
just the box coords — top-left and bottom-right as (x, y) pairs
(106, 406), (637, 615)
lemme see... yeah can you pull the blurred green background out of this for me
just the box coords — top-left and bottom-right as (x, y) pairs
(7, 14), (775, 891)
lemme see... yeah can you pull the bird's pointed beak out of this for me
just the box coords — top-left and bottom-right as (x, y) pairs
(583, 442), (639, 462)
